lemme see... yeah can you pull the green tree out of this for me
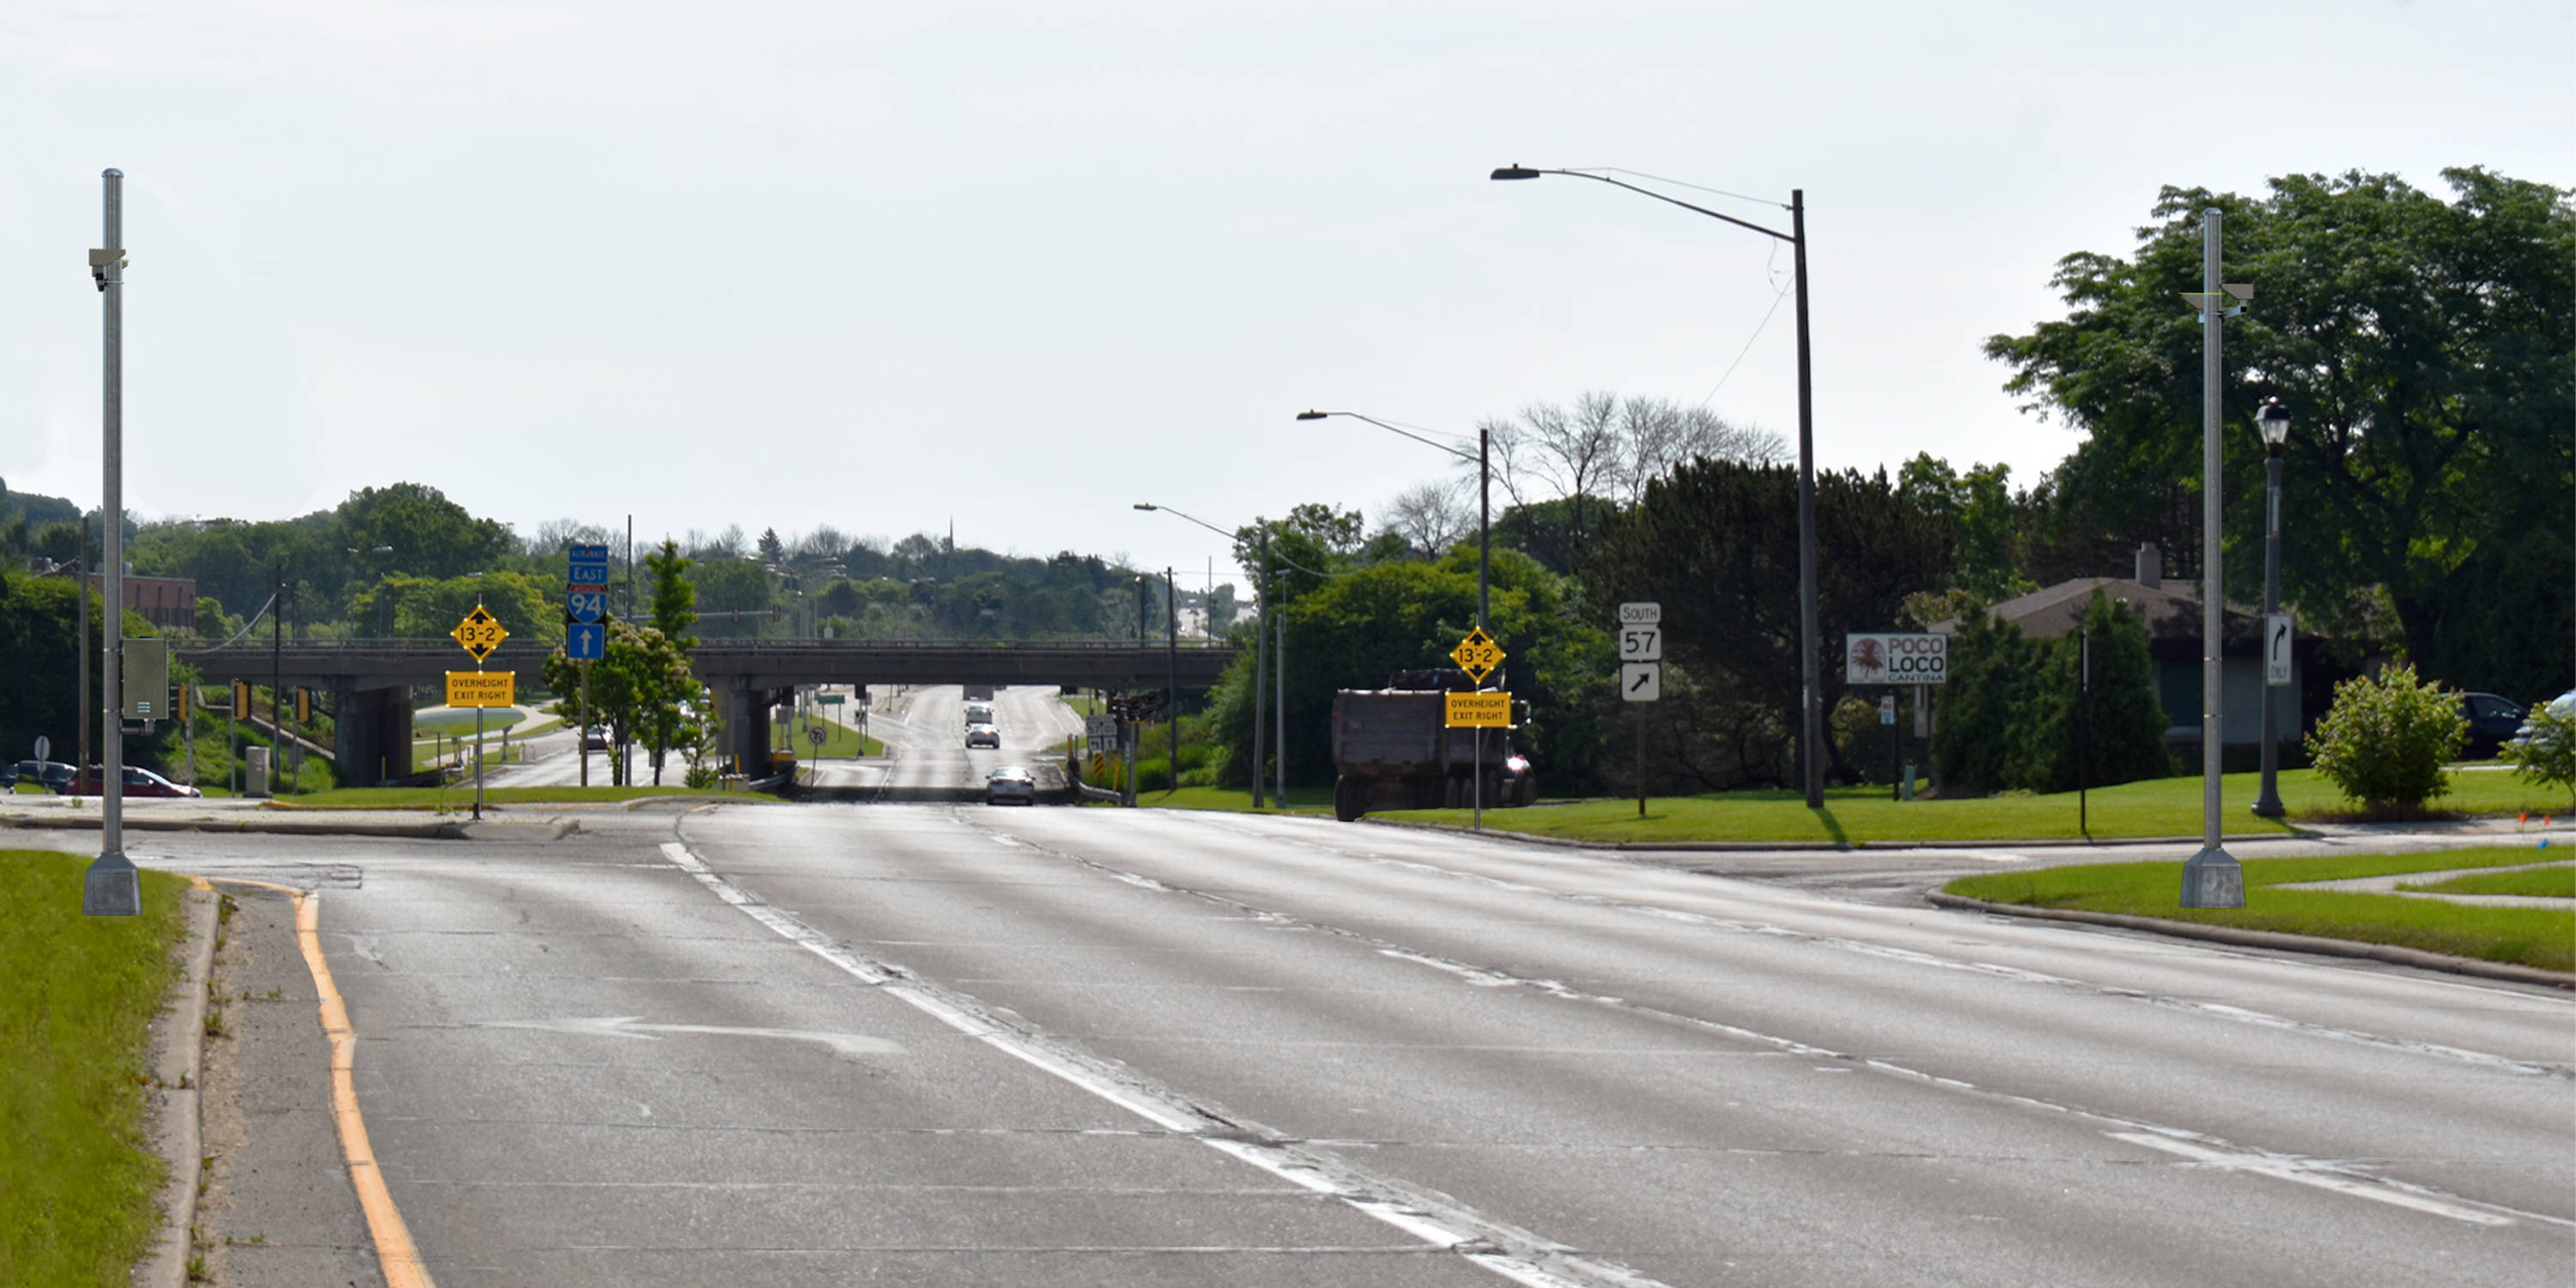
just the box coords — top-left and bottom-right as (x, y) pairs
(684, 556), (775, 638)
(1987, 167), (2575, 701)
(1583, 461), (1955, 787)
(1899, 454), (2035, 601)
(646, 539), (697, 652)
(350, 573), (556, 644)
(2000, 591), (2174, 793)
(543, 619), (704, 786)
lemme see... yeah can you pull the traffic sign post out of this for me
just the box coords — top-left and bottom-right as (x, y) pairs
(451, 605), (512, 819)
(1449, 627), (1505, 684)
(1619, 603), (1664, 819)
(568, 545), (610, 786)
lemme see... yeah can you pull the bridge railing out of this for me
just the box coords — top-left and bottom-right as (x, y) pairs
(180, 635), (1232, 653)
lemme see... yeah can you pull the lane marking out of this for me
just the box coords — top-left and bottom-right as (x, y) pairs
(2105, 1132), (2514, 1226)
(1146, 812), (2571, 1079)
(654, 840), (1670, 1288)
(954, 818), (2569, 1231)
(213, 878), (435, 1288)
(473, 1014), (905, 1058)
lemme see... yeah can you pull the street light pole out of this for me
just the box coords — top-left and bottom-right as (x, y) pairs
(2180, 208), (2245, 908)
(1296, 410), (1487, 628)
(1491, 165), (1823, 805)
(85, 167), (137, 915)
(2251, 398), (2292, 818)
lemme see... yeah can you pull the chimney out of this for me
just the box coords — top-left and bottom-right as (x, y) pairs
(2135, 543), (2162, 590)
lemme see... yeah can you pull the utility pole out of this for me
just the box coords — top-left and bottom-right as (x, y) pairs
(1165, 567), (1179, 794)
(1251, 528), (1269, 809)
(2179, 207), (2245, 908)
(83, 168), (137, 915)
(76, 514), (89, 787)
(273, 565), (284, 794)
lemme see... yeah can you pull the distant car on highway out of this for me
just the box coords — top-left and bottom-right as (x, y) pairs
(66, 765), (203, 798)
(963, 702), (995, 726)
(986, 767), (1036, 805)
(2460, 692), (2528, 759)
(965, 723), (1000, 750)
(582, 725), (611, 751)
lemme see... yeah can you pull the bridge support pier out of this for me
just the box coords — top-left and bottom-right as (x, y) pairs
(331, 681), (416, 787)
(718, 681), (787, 778)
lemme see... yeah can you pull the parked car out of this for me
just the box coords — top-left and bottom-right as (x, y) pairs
(66, 765), (203, 798)
(16, 759), (78, 793)
(986, 766), (1037, 805)
(2509, 690), (2575, 756)
(965, 723), (1000, 750)
(2460, 692), (2529, 759)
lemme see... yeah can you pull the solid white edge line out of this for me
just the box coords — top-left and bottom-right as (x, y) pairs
(2106, 1132), (2514, 1226)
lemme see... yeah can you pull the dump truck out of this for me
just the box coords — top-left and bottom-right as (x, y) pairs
(1330, 669), (1534, 822)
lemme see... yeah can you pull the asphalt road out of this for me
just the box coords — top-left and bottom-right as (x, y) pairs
(805, 683), (1085, 795)
(83, 805), (2574, 1286)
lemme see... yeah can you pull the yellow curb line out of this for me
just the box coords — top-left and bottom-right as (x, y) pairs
(212, 878), (435, 1288)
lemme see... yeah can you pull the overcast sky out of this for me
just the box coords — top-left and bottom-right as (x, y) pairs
(4, 1), (2568, 592)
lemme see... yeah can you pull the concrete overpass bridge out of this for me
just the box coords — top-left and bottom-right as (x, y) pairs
(177, 638), (1240, 786)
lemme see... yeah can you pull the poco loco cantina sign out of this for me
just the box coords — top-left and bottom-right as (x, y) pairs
(1844, 633), (1947, 685)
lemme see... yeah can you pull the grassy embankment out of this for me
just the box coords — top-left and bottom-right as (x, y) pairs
(1370, 768), (2573, 845)
(787, 714), (884, 758)
(266, 784), (782, 808)
(0, 849), (191, 1285)
(1945, 846), (2573, 972)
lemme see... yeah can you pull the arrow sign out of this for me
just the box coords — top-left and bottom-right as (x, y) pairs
(1621, 662), (1661, 702)
(565, 622), (605, 660)
(1449, 627), (1505, 683)
(476, 1016), (905, 1059)
(2265, 612), (2293, 687)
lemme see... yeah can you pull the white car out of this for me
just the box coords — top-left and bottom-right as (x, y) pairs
(965, 723), (1000, 750)
(987, 767), (1036, 805)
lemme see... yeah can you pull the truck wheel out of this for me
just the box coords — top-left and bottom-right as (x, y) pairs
(1334, 776), (1365, 823)
(1513, 777), (1537, 808)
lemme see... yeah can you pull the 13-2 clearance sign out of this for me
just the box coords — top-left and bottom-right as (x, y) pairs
(1844, 633), (1947, 684)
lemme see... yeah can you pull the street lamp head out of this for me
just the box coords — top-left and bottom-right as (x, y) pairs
(1294, 410), (1327, 421)
(1490, 165), (1541, 181)
(2257, 398), (2291, 452)
(1132, 503), (1158, 511)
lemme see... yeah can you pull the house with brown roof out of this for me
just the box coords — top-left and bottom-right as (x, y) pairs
(1931, 544), (2300, 752)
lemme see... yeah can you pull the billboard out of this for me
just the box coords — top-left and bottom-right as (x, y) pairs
(1844, 633), (1947, 685)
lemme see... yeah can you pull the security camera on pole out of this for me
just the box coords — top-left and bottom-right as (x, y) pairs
(2177, 212), (2253, 909)
(83, 168), (138, 917)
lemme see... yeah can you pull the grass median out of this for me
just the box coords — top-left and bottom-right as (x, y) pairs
(1120, 785), (1334, 814)
(787, 714), (883, 758)
(1375, 768), (2574, 846)
(1944, 846), (2573, 972)
(0, 849), (191, 1285)
(2398, 862), (2575, 899)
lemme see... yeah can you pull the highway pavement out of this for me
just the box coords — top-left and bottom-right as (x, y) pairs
(58, 789), (2567, 1286)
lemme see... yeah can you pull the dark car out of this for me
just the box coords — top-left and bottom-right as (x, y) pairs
(2460, 692), (2528, 759)
(17, 759), (78, 793)
(582, 725), (611, 751)
(986, 766), (1037, 805)
(67, 765), (203, 798)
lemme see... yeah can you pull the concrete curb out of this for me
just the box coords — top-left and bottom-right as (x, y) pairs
(1356, 817), (2306, 852)
(4, 813), (462, 840)
(137, 886), (219, 1288)
(1923, 891), (2576, 990)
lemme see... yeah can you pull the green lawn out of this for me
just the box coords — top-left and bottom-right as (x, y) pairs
(786, 714), (883, 758)
(1945, 847), (2573, 972)
(2399, 862), (2576, 899)
(269, 784), (781, 809)
(1374, 768), (2576, 846)
(0, 849), (191, 1285)
(411, 709), (526, 738)
(1123, 785), (1335, 814)
(1060, 692), (1103, 718)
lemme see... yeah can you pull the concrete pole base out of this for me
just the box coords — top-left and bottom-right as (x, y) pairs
(84, 851), (141, 916)
(2179, 846), (2246, 908)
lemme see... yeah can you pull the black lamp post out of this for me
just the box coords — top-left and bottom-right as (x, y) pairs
(1491, 164), (1825, 807)
(1296, 410), (1488, 631)
(2251, 397), (2292, 818)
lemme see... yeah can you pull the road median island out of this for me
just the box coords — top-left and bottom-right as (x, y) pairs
(1935, 847), (2575, 982)
(1368, 767), (2573, 847)
(0, 849), (192, 1286)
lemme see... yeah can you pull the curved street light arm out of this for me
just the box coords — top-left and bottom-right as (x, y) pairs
(1498, 167), (1794, 244)
(1300, 410), (1479, 466)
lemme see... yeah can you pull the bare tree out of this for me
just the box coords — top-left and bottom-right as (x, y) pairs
(1612, 398), (1786, 502)
(1478, 392), (1786, 508)
(1376, 477), (1473, 558)
(525, 518), (614, 556)
(792, 526), (849, 562)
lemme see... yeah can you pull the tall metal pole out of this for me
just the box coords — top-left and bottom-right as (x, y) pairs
(84, 169), (138, 915)
(76, 516), (89, 786)
(2251, 450), (2287, 817)
(2181, 208), (2245, 908)
(1274, 597), (1286, 806)
(1165, 567), (1179, 794)
(273, 567), (284, 793)
(1251, 531), (1269, 809)
(1792, 189), (1824, 810)
(1478, 425), (1491, 629)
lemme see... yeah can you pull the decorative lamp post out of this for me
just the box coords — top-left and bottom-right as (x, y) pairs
(2251, 398), (2292, 819)
(1491, 164), (1825, 807)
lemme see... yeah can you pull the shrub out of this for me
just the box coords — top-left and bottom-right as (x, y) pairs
(2305, 665), (2466, 816)
(2500, 697), (2576, 810)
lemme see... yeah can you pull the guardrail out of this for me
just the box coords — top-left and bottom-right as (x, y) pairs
(179, 636), (1227, 652)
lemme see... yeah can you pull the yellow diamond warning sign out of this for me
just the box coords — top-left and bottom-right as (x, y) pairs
(451, 605), (509, 663)
(1449, 627), (1504, 683)
(445, 671), (516, 708)
(1444, 691), (1512, 728)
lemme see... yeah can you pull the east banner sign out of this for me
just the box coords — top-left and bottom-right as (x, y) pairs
(1844, 633), (1947, 685)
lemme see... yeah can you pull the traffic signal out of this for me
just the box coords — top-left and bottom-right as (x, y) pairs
(175, 685), (190, 721)
(295, 687), (313, 724)
(233, 680), (250, 714)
